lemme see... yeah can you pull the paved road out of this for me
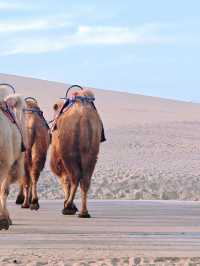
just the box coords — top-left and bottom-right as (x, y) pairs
(1, 200), (200, 256)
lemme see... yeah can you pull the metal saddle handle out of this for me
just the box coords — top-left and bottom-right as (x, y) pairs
(25, 97), (38, 104)
(0, 83), (15, 94)
(66, 85), (84, 98)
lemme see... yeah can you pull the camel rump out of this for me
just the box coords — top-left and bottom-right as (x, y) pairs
(50, 87), (104, 217)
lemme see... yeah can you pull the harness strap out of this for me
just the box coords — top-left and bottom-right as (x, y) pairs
(23, 107), (50, 129)
(50, 94), (106, 142)
(69, 95), (95, 103)
(0, 101), (25, 151)
(0, 102), (15, 123)
(51, 95), (95, 132)
(61, 95), (95, 113)
(23, 107), (44, 116)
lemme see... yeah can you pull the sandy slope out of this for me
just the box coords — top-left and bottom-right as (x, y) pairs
(1, 73), (200, 201)
(1, 72), (200, 127)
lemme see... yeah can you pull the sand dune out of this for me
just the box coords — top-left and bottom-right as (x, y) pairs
(1, 72), (200, 127)
(1, 73), (200, 201)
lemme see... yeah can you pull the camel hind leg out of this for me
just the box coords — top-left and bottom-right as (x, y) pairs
(79, 178), (91, 218)
(0, 155), (25, 229)
(62, 177), (79, 215)
(17, 160), (31, 209)
(30, 152), (47, 211)
(30, 168), (40, 210)
(21, 176), (31, 209)
(60, 174), (78, 214)
(79, 156), (97, 218)
(0, 176), (10, 230)
(6, 154), (25, 225)
(60, 175), (71, 204)
(61, 162), (81, 215)
(16, 182), (24, 205)
(60, 154), (83, 215)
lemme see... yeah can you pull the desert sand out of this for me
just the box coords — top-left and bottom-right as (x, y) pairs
(1, 200), (200, 265)
(1, 73), (200, 264)
(1, 73), (200, 201)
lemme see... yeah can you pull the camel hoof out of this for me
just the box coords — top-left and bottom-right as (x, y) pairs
(71, 203), (78, 212)
(30, 203), (40, 211)
(78, 212), (91, 218)
(62, 206), (77, 215)
(64, 201), (78, 212)
(21, 203), (30, 209)
(30, 199), (40, 211)
(0, 218), (9, 230)
(16, 194), (24, 205)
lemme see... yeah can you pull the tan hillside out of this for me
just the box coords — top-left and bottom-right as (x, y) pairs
(1, 73), (200, 200)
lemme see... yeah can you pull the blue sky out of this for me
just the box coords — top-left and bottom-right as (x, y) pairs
(0, 0), (200, 101)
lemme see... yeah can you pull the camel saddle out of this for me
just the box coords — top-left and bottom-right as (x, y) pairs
(52, 95), (106, 142)
(23, 107), (50, 129)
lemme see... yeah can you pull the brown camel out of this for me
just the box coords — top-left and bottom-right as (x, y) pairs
(50, 89), (102, 217)
(16, 98), (50, 210)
